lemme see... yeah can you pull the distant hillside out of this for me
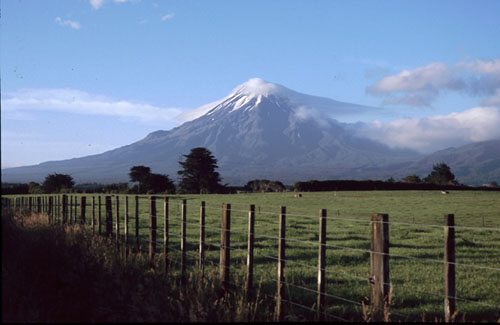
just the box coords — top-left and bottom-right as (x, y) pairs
(381, 139), (500, 185)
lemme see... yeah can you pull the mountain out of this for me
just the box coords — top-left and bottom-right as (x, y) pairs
(2, 78), (499, 185)
(393, 139), (500, 185)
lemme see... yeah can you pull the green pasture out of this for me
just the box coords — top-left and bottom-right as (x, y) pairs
(7, 190), (500, 321)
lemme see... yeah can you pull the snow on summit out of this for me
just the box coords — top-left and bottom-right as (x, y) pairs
(176, 78), (378, 124)
(176, 78), (287, 122)
(231, 78), (291, 98)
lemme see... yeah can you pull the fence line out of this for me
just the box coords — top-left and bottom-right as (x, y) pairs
(3, 194), (500, 322)
(207, 205), (500, 232)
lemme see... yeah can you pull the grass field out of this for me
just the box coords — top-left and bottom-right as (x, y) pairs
(6, 190), (500, 322)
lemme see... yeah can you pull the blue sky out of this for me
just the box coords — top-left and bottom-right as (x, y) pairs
(2, 0), (500, 168)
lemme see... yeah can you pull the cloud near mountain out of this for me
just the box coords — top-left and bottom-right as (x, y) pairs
(176, 78), (500, 154)
(2, 88), (182, 123)
(367, 58), (500, 107)
(356, 106), (500, 153)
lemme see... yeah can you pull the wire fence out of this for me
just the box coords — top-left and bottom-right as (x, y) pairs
(3, 194), (500, 322)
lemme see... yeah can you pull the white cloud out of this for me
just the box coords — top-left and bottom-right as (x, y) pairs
(459, 58), (500, 76)
(161, 13), (174, 21)
(293, 106), (329, 127)
(90, 0), (137, 10)
(55, 17), (81, 30)
(356, 106), (500, 153)
(366, 62), (464, 106)
(1, 88), (183, 124)
(367, 58), (500, 107)
(90, 0), (104, 10)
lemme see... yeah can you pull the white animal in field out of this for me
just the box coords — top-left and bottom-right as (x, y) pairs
(294, 194), (302, 198)
(441, 191), (449, 195)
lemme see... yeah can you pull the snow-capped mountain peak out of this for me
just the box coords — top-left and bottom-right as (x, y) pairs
(177, 78), (292, 122)
(231, 78), (291, 98)
(176, 77), (378, 125)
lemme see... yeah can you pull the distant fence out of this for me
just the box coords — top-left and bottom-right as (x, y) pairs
(2, 194), (500, 322)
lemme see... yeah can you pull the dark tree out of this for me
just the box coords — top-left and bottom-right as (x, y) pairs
(177, 147), (222, 194)
(487, 181), (499, 188)
(43, 173), (75, 193)
(424, 163), (458, 185)
(28, 182), (44, 194)
(245, 179), (286, 192)
(143, 173), (176, 194)
(401, 174), (422, 184)
(129, 166), (151, 193)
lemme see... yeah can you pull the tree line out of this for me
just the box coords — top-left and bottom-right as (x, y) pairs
(2, 147), (224, 195)
(295, 163), (500, 192)
(2, 149), (499, 195)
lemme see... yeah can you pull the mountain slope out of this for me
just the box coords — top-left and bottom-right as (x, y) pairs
(5, 78), (497, 185)
(394, 139), (500, 185)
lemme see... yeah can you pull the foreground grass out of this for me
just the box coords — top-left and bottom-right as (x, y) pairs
(1, 208), (284, 323)
(6, 190), (500, 322)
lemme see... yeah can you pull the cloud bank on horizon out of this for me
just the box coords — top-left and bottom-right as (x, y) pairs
(2, 88), (182, 123)
(359, 58), (500, 152)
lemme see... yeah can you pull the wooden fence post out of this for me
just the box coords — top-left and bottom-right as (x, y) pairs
(116, 196), (120, 246)
(80, 196), (86, 225)
(62, 195), (68, 224)
(135, 196), (139, 252)
(276, 206), (286, 322)
(164, 197), (169, 274)
(29, 197), (33, 212)
(53, 196), (56, 223)
(246, 204), (255, 301)
(70, 196), (73, 224)
(220, 203), (231, 290)
(444, 214), (456, 322)
(199, 201), (205, 275)
(74, 196), (78, 223)
(49, 197), (54, 223)
(125, 196), (129, 255)
(105, 196), (112, 238)
(149, 196), (157, 267)
(98, 196), (102, 235)
(181, 199), (187, 284)
(370, 213), (390, 322)
(92, 196), (95, 232)
(317, 209), (327, 321)
(73, 196), (76, 223)
(37, 196), (42, 214)
(56, 195), (60, 223)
